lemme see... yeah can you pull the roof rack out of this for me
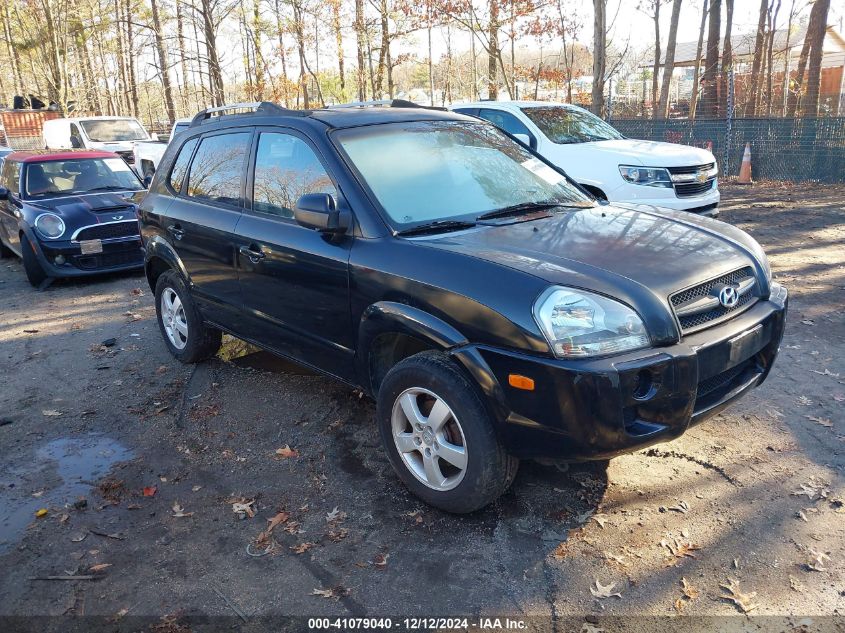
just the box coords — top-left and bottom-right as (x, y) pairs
(189, 101), (302, 127)
(327, 99), (446, 112)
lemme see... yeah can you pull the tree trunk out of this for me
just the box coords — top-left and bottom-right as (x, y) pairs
(658, 0), (682, 118)
(177, 1), (190, 114)
(252, 0), (265, 100)
(200, 0), (225, 106)
(150, 0), (176, 122)
(803, 0), (831, 116)
(701, 0), (721, 117)
(781, 0), (796, 115)
(765, 0), (781, 115)
(332, 0), (345, 92)
(787, 0), (824, 116)
(744, 0), (767, 115)
(651, 1), (661, 116)
(355, 0), (366, 101)
(719, 0), (733, 116)
(2, 1), (24, 97)
(591, 0), (606, 116)
(689, 0), (709, 119)
(488, 0), (499, 100)
(428, 3), (435, 105)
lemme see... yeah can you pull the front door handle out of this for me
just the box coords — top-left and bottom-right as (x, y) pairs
(167, 224), (184, 240)
(239, 245), (266, 263)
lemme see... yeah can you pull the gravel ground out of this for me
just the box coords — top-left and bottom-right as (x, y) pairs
(0, 183), (843, 631)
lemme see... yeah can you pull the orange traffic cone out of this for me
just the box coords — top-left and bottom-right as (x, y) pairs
(737, 142), (753, 185)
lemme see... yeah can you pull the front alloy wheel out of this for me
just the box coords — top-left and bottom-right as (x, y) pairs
(392, 387), (467, 491)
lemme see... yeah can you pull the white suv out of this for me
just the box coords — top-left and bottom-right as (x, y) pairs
(451, 101), (720, 217)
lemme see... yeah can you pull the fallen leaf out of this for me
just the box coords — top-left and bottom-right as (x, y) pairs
(796, 510), (808, 522)
(603, 551), (629, 567)
(311, 586), (350, 600)
(801, 319), (815, 326)
(266, 511), (290, 531)
(668, 500), (690, 514)
(680, 577), (698, 600)
(291, 542), (314, 554)
(171, 502), (193, 518)
(662, 538), (700, 563)
(327, 527), (349, 542)
(371, 553), (389, 568)
(811, 369), (840, 378)
(142, 486), (157, 497)
(805, 415), (833, 428)
(275, 445), (299, 459)
(591, 514), (609, 528)
(720, 578), (758, 613)
(590, 579), (622, 599)
(325, 507), (346, 523)
(231, 499), (256, 518)
(35, 508), (48, 518)
(42, 410), (63, 417)
(58, 513), (70, 524)
(552, 542), (569, 560)
(70, 533), (87, 543)
(88, 563), (112, 573)
(789, 576), (804, 593)
(806, 549), (830, 572)
(796, 396), (812, 406)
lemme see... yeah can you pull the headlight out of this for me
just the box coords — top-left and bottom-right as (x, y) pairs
(533, 287), (651, 358)
(619, 165), (673, 188)
(34, 213), (65, 239)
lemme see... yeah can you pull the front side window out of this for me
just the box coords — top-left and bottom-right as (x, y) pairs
(22, 158), (142, 199)
(335, 121), (592, 229)
(168, 137), (198, 193)
(186, 132), (251, 205)
(478, 109), (531, 138)
(79, 119), (149, 142)
(2, 160), (21, 194)
(252, 132), (336, 218)
(521, 107), (623, 144)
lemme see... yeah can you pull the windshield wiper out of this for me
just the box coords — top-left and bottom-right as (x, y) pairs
(395, 219), (476, 237)
(74, 186), (134, 193)
(477, 201), (572, 221)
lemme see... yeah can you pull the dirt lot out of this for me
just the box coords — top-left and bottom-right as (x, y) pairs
(0, 184), (843, 631)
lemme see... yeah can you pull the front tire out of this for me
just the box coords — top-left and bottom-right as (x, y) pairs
(154, 270), (221, 363)
(377, 351), (518, 513)
(20, 234), (48, 287)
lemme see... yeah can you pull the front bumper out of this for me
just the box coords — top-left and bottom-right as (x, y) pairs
(453, 284), (787, 461)
(606, 182), (720, 216)
(32, 235), (144, 278)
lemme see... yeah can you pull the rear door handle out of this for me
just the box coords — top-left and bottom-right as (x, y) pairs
(239, 245), (266, 263)
(167, 224), (184, 240)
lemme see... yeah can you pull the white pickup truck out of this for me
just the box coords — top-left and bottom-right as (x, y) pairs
(132, 118), (191, 182)
(451, 101), (720, 217)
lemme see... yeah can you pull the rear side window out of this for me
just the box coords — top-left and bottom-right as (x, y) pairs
(187, 132), (251, 205)
(478, 109), (531, 137)
(252, 132), (336, 218)
(168, 137), (198, 193)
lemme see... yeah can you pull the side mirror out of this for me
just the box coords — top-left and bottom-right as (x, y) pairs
(0, 186), (8, 200)
(70, 136), (82, 148)
(294, 193), (348, 233)
(513, 133), (531, 146)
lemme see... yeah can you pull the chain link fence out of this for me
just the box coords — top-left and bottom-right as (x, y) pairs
(610, 116), (845, 183)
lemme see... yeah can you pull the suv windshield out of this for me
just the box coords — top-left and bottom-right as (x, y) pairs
(521, 107), (623, 144)
(335, 121), (592, 230)
(80, 119), (148, 142)
(24, 157), (143, 199)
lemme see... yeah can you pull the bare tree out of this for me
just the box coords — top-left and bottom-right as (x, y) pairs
(658, 0), (682, 118)
(591, 0), (606, 116)
(689, 0), (709, 119)
(802, 0), (830, 116)
(701, 0), (721, 117)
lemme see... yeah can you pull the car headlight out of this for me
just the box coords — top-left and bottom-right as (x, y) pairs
(534, 287), (651, 358)
(35, 213), (65, 239)
(618, 165), (673, 188)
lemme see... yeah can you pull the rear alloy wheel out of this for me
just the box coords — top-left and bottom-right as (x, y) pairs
(377, 351), (518, 513)
(154, 270), (221, 363)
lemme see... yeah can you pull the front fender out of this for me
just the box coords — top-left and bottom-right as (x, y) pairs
(144, 234), (189, 290)
(356, 301), (511, 428)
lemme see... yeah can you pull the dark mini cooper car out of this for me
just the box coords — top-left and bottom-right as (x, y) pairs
(0, 150), (146, 287)
(140, 102), (787, 513)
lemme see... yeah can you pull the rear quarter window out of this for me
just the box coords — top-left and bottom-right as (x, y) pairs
(168, 137), (198, 194)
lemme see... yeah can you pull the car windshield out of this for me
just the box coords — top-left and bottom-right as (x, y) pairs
(335, 120), (592, 230)
(80, 119), (148, 142)
(24, 157), (143, 199)
(521, 106), (623, 144)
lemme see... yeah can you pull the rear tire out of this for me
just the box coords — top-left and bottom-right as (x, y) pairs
(377, 350), (518, 513)
(20, 234), (48, 287)
(154, 269), (221, 363)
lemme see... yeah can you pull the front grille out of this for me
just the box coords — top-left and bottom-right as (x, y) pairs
(74, 249), (143, 270)
(75, 221), (139, 242)
(671, 267), (757, 333)
(675, 180), (715, 197)
(697, 360), (752, 399)
(667, 163), (716, 198)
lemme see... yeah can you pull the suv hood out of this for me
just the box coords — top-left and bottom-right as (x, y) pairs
(416, 205), (763, 343)
(576, 139), (715, 167)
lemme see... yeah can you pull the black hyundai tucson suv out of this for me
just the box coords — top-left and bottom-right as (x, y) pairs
(139, 101), (787, 513)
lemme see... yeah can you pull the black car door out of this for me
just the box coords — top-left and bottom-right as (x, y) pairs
(164, 129), (253, 329)
(0, 160), (23, 254)
(234, 128), (355, 381)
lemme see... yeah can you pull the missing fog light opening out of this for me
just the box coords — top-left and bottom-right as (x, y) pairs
(632, 369), (654, 400)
